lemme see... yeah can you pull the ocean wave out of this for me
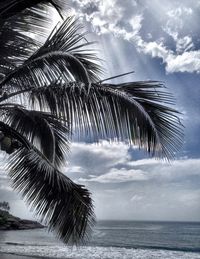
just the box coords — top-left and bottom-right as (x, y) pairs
(97, 226), (164, 231)
(1, 244), (200, 259)
(3, 242), (50, 247)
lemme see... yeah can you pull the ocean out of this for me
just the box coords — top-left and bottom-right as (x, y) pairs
(0, 220), (200, 259)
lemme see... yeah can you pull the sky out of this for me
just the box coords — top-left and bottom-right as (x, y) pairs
(0, 0), (200, 222)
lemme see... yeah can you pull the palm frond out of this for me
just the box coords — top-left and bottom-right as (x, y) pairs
(0, 52), (89, 93)
(30, 17), (102, 82)
(0, 3), (51, 80)
(94, 82), (183, 159)
(0, 121), (30, 149)
(8, 3), (53, 38)
(0, 1), (70, 80)
(8, 147), (95, 244)
(0, 0), (68, 21)
(0, 17), (102, 93)
(0, 106), (70, 168)
(0, 118), (94, 243)
(0, 26), (40, 80)
(25, 80), (183, 159)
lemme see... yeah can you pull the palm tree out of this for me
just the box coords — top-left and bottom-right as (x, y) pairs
(0, 0), (183, 244)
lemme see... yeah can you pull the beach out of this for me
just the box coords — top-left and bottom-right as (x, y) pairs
(0, 221), (200, 259)
(0, 253), (45, 259)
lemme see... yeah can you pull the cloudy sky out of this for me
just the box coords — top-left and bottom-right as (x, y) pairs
(0, 0), (200, 222)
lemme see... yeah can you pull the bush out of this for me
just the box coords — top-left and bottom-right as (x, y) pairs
(0, 201), (10, 212)
(0, 215), (7, 225)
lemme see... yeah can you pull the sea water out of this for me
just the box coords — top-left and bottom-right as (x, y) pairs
(0, 221), (200, 259)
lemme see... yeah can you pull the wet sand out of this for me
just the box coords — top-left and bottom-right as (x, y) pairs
(0, 253), (73, 259)
(0, 253), (53, 259)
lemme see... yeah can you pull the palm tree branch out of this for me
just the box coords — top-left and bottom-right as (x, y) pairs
(7, 147), (95, 244)
(0, 0), (68, 21)
(0, 25), (40, 80)
(0, 106), (70, 167)
(94, 83), (183, 158)
(0, 51), (92, 93)
(0, 121), (30, 149)
(20, 80), (183, 159)
(28, 17), (103, 81)
(0, 118), (94, 244)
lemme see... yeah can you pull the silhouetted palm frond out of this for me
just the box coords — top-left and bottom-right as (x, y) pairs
(22, 80), (182, 159)
(0, 18), (102, 94)
(0, 120), (31, 149)
(0, 28), (39, 80)
(8, 147), (95, 244)
(0, 116), (94, 244)
(0, 4), (50, 80)
(0, 0), (68, 21)
(30, 17), (102, 82)
(0, 106), (70, 167)
(0, 1), (71, 80)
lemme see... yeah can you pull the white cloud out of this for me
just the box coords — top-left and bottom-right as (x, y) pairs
(68, 142), (200, 185)
(134, 37), (200, 73)
(66, 142), (200, 220)
(163, 6), (194, 54)
(166, 51), (200, 73)
(80, 168), (147, 183)
(69, 141), (131, 173)
(125, 158), (200, 183)
(135, 38), (171, 60)
(78, 155), (200, 184)
(130, 194), (143, 202)
(68, 0), (200, 74)
(176, 36), (194, 53)
(0, 185), (12, 191)
(0, 141), (200, 221)
(67, 166), (84, 174)
(167, 7), (193, 18)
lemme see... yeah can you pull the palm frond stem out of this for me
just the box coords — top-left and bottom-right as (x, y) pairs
(98, 71), (135, 84)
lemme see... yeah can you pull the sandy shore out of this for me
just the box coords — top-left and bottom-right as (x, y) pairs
(0, 252), (74, 259)
(0, 253), (54, 259)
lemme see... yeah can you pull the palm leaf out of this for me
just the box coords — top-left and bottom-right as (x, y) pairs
(0, 119), (94, 243)
(0, 106), (70, 168)
(1, 79), (183, 158)
(94, 82), (183, 158)
(0, 52), (89, 93)
(0, 26), (40, 80)
(0, 4), (51, 80)
(0, 1), (71, 80)
(8, 147), (95, 244)
(0, 17), (102, 95)
(0, 120), (31, 149)
(0, 0), (68, 21)
(25, 80), (183, 159)
(30, 17), (102, 82)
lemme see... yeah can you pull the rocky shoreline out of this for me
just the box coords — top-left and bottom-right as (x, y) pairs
(0, 210), (44, 230)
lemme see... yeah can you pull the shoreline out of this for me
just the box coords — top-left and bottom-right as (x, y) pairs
(0, 253), (46, 259)
(0, 252), (73, 259)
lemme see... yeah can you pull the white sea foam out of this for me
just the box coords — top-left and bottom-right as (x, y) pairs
(1, 244), (200, 259)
